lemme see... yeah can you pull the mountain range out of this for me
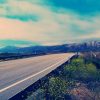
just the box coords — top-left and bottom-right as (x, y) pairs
(0, 41), (99, 61)
(0, 41), (100, 54)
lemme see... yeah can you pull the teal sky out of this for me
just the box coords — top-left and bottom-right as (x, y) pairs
(0, 0), (100, 47)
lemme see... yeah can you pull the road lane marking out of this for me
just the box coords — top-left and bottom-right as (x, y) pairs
(0, 56), (73, 93)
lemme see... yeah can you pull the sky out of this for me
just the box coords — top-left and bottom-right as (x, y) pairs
(0, 0), (100, 47)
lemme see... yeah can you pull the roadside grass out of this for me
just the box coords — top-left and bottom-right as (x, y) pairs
(63, 57), (99, 82)
(26, 57), (100, 100)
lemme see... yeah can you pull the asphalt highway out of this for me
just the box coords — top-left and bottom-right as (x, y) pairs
(0, 53), (74, 100)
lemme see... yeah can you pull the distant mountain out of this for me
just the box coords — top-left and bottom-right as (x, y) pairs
(0, 45), (67, 54)
(0, 41), (99, 61)
(0, 41), (100, 54)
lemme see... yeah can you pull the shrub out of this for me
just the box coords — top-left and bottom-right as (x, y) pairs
(48, 77), (67, 99)
(64, 58), (98, 81)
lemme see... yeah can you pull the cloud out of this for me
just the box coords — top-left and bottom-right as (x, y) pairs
(0, 0), (100, 46)
(0, 18), (50, 42)
(0, 0), (41, 21)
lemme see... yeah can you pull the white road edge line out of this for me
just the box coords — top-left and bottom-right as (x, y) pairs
(0, 57), (70, 93)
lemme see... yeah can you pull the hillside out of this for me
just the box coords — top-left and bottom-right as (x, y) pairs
(0, 41), (100, 61)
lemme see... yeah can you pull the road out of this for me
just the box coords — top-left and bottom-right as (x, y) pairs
(0, 53), (74, 100)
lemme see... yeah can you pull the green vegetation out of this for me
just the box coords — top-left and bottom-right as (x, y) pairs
(48, 77), (67, 99)
(64, 57), (99, 81)
(26, 57), (100, 100)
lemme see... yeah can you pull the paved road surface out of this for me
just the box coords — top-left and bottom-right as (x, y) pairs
(0, 53), (74, 100)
